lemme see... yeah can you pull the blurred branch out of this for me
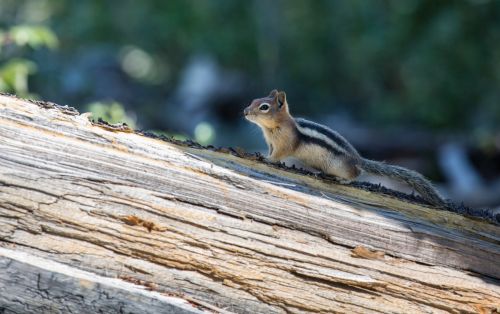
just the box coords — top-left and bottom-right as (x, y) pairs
(437, 143), (500, 207)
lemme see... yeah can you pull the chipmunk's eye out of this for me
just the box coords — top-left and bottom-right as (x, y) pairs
(259, 103), (270, 112)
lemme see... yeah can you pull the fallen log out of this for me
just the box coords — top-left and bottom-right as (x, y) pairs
(0, 247), (205, 313)
(0, 94), (499, 313)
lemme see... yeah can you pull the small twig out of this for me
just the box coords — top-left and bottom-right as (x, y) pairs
(320, 191), (336, 201)
(261, 180), (296, 187)
(183, 295), (234, 314)
(184, 152), (205, 162)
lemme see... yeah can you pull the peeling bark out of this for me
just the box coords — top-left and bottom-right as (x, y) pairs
(0, 95), (499, 313)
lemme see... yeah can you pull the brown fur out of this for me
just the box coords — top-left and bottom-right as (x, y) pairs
(244, 90), (299, 161)
(244, 90), (446, 207)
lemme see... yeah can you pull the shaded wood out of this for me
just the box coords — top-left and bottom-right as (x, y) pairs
(0, 248), (205, 314)
(0, 94), (499, 313)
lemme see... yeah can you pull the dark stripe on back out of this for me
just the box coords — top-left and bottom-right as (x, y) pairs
(294, 127), (345, 156)
(295, 118), (358, 155)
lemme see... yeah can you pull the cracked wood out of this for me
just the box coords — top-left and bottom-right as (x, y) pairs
(0, 95), (499, 313)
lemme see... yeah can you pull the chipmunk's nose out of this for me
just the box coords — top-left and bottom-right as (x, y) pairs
(244, 107), (250, 116)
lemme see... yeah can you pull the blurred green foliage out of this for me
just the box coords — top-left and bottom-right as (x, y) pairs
(194, 122), (216, 145)
(86, 101), (137, 129)
(0, 24), (57, 97)
(8, 25), (58, 49)
(1, 0), (499, 133)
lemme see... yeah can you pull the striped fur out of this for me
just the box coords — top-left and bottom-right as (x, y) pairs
(294, 120), (445, 206)
(361, 159), (445, 206)
(244, 90), (446, 207)
(295, 118), (360, 157)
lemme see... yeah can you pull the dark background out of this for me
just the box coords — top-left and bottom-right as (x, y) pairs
(1, 0), (499, 208)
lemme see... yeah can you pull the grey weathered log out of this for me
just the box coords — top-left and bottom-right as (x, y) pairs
(0, 248), (204, 314)
(0, 94), (499, 313)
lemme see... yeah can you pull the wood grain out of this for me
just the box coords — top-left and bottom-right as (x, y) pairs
(0, 95), (499, 313)
(0, 248), (205, 314)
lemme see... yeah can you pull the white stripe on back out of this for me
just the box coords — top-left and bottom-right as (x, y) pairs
(295, 123), (349, 155)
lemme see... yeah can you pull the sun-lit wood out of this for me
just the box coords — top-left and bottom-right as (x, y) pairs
(0, 94), (499, 313)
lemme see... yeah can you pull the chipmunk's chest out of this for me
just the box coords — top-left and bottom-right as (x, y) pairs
(262, 127), (298, 153)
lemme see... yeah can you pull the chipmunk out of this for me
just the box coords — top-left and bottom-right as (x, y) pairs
(244, 89), (446, 207)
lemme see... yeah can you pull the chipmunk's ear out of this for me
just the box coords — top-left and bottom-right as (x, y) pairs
(268, 89), (278, 98)
(276, 91), (286, 109)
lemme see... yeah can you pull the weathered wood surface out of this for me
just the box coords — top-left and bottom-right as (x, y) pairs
(0, 94), (499, 313)
(0, 247), (205, 314)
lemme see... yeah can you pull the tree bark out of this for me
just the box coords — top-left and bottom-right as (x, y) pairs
(0, 94), (499, 313)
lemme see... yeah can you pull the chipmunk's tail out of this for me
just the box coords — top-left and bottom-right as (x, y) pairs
(360, 158), (445, 207)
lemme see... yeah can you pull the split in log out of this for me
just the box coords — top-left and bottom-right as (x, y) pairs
(0, 94), (499, 313)
(0, 247), (207, 313)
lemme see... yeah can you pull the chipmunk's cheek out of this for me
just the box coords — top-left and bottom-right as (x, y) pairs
(244, 114), (255, 122)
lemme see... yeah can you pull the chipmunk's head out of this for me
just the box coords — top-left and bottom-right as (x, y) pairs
(244, 89), (290, 129)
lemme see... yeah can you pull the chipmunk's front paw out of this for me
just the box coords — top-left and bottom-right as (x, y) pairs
(311, 171), (322, 180)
